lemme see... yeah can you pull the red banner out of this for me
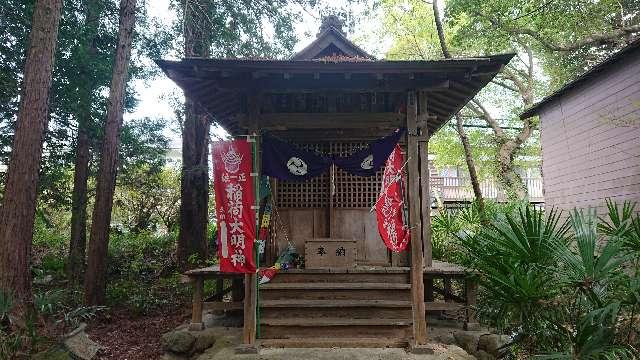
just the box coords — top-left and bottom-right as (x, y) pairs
(376, 145), (410, 252)
(212, 140), (256, 273)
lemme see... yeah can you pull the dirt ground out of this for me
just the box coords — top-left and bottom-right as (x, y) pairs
(87, 308), (190, 360)
(85, 309), (473, 360)
(191, 326), (475, 360)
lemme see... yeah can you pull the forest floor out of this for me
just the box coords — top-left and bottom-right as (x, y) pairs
(87, 307), (190, 360)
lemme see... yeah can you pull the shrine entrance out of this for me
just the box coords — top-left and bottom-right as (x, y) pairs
(272, 140), (399, 268)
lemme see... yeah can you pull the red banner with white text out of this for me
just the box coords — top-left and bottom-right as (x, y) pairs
(376, 145), (410, 252)
(212, 140), (256, 273)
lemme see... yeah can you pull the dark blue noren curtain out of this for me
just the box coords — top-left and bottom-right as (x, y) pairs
(261, 134), (332, 181)
(261, 128), (405, 181)
(333, 128), (405, 176)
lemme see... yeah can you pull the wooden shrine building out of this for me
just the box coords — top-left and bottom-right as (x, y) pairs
(158, 17), (513, 351)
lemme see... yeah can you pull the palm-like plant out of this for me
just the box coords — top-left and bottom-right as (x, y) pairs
(463, 206), (569, 268)
(459, 206), (570, 346)
(598, 199), (640, 257)
(553, 209), (627, 307)
(537, 302), (637, 359)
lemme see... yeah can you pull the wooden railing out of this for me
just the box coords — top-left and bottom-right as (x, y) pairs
(430, 176), (544, 203)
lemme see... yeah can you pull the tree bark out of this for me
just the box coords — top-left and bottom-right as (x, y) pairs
(177, 0), (211, 270)
(68, 0), (101, 285)
(84, 0), (137, 305)
(455, 114), (485, 213)
(432, 0), (450, 58)
(468, 100), (531, 200)
(0, 0), (63, 308)
(432, 0), (485, 210)
(68, 127), (90, 283)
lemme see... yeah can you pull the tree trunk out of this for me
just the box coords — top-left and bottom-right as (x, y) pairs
(177, 0), (211, 269)
(84, 0), (137, 306)
(455, 115), (485, 213)
(68, 0), (101, 284)
(432, 0), (485, 210)
(497, 139), (529, 200)
(0, 0), (63, 308)
(68, 128), (90, 283)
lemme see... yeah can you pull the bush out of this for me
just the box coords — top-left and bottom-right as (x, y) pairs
(457, 202), (640, 357)
(107, 231), (177, 280)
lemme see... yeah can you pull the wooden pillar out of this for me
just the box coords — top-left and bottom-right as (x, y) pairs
(444, 278), (452, 303)
(464, 279), (479, 330)
(232, 278), (244, 301)
(214, 278), (224, 301)
(242, 93), (259, 349)
(189, 277), (204, 330)
(407, 91), (427, 345)
(418, 91), (432, 267)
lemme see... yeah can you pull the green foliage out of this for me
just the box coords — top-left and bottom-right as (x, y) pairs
(108, 231), (177, 280)
(458, 202), (640, 356)
(430, 200), (529, 262)
(169, 0), (323, 59)
(599, 199), (640, 256)
(459, 206), (569, 347)
(555, 209), (627, 307)
(56, 305), (106, 333)
(106, 275), (188, 316)
(34, 290), (65, 315)
(538, 302), (638, 360)
(113, 165), (180, 234)
(445, 0), (640, 87)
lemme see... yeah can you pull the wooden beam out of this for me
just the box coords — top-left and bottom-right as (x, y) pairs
(267, 128), (408, 142)
(406, 91), (427, 345)
(418, 92), (432, 267)
(236, 112), (404, 130)
(180, 73), (452, 92)
(243, 92), (259, 347)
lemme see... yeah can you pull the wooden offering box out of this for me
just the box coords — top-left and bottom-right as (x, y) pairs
(304, 238), (357, 269)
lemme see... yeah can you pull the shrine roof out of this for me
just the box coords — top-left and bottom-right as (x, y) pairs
(156, 53), (514, 137)
(156, 16), (513, 138)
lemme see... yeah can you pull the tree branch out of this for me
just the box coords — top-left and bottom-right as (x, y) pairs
(432, 0), (450, 58)
(498, 22), (640, 52)
(491, 79), (518, 93)
(467, 100), (506, 138)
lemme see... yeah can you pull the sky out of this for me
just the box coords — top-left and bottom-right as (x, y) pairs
(127, 0), (390, 151)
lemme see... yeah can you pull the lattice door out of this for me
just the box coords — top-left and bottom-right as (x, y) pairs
(274, 141), (383, 209)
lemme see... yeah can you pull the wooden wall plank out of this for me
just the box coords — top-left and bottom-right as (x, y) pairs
(538, 52), (640, 216)
(363, 210), (390, 265)
(332, 209), (366, 262)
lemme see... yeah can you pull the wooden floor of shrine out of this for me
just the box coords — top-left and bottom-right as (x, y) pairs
(185, 261), (477, 348)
